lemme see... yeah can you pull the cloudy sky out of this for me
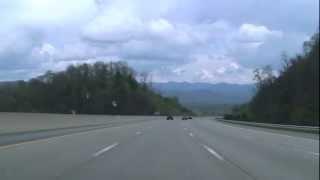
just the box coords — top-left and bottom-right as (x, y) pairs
(0, 0), (318, 84)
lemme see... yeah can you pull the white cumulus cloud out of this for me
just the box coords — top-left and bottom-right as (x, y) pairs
(0, 0), (318, 82)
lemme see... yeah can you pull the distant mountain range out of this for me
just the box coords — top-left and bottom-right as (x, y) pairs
(152, 82), (255, 114)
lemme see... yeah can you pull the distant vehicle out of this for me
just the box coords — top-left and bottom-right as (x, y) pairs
(182, 116), (192, 120)
(182, 116), (188, 120)
(166, 115), (174, 120)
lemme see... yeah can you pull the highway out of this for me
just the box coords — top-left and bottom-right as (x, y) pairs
(0, 117), (318, 180)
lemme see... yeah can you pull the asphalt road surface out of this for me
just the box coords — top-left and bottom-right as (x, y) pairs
(0, 117), (318, 180)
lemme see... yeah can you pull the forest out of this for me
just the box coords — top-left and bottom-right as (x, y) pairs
(226, 32), (319, 126)
(0, 62), (191, 115)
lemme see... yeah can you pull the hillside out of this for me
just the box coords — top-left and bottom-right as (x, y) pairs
(231, 32), (319, 126)
(0, 62), (191, 115)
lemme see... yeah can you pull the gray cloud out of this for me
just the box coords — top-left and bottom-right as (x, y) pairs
(0, 0), (318, 83)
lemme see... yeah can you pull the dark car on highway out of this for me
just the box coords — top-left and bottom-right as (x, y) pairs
(182, 116), (188, 120)
(182, 116), (192, 120)
(166, 115), (174, 120)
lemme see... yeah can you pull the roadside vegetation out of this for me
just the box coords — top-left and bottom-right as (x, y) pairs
(0, 62), (191, 115)
(225, 32), (319, 126)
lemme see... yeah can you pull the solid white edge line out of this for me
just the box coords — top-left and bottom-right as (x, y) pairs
(220, 123), (319, 156)
(203, 145), (224, 161)
(220, 123), (316, 142)
(309, 152), (320, 156)
(93, 143), (119, 157)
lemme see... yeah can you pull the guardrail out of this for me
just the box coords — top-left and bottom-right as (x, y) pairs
(216, 118), (319, 134)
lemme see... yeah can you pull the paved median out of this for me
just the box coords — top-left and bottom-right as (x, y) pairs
(0, 113), (162, 147)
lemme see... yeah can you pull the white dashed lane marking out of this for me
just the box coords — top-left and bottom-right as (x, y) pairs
(93, 143), (119, 157)
(203, 145), (224, 161)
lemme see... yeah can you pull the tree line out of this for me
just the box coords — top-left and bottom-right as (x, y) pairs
(225, 32), (319, 126)
(0, 62), (192, 115)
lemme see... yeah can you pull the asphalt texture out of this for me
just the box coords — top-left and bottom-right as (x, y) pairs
(0, 116), (318, 180)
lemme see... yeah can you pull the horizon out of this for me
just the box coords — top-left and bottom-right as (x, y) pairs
(0, 75), (256, 85)
(0, 2), (318, 179)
